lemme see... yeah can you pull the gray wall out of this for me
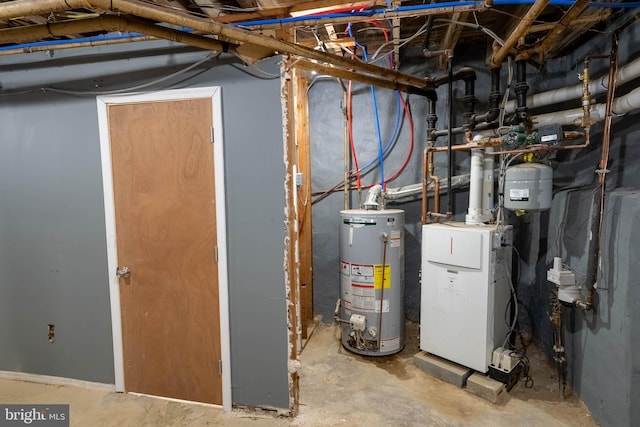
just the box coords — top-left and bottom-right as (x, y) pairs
(309, 19), (640, 427)
(0, 43), (289, 409)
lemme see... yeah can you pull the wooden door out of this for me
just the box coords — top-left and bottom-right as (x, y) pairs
(107, 98), (222, 405)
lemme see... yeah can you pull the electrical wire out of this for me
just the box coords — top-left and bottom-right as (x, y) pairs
(0, 52), (220, 97)
(230, 62), (281, 79)
(347, 79), (362, 190)
(348, 23), (385, 190)
(384, 93), (414, 185)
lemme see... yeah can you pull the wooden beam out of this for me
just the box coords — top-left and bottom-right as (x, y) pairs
(392, 0), (400, 70)
(192, 0), (225, 18)
(545, 9), (611, 57)
(294, 69), (314, 342)
(212, 7), (289, 24)
(295, 59), (435, 96)
(517, 0), (590, 62)
(491, 0), (550, 68)
(283, 54), (300, 414)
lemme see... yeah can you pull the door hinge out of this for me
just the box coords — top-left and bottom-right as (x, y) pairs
(210, 127), (215, 144)
(218, 360), (223, 376)
(214, 246), (219, 263)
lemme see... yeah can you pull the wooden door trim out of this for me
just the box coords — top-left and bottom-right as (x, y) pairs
(96, 87), (231, 411)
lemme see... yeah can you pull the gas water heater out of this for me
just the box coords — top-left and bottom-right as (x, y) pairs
(339, 209), (405, 356)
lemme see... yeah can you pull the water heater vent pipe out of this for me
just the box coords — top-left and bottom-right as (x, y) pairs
(364, 184), (383, 210)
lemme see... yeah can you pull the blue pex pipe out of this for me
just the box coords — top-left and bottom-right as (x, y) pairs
(234, 1), (640, 28)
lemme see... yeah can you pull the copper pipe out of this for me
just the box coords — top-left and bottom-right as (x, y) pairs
(432, 141), (500, 152)
(491, 0), (549, 68)
(581, 58), (592, 128)
(422, 148), (429, 225)
(422, 148), (441, 223)
(587, 34), (619, 308)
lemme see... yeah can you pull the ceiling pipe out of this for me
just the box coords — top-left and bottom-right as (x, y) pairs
(533, 84), (640, 127)
(490, 0), (549, 68)
(0, 35), (153, 55)
(0, 15), (230, 53)
(516, 0), (590, 62)
(505, 56), (640, 113)
(238, 2), (487, 29)
(0, 0), (432, 92)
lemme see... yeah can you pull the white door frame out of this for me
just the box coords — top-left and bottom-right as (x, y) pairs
(96, 87), (232, 411)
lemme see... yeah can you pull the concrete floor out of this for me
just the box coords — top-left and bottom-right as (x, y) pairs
(0, 323), (597, 426)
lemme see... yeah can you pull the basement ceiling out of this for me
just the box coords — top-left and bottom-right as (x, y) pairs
(0, 1), (635, 88)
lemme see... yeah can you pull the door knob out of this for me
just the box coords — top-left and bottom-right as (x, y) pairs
(116, 266), (131, 279)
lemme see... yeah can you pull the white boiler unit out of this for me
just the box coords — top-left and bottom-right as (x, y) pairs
(420, 223), (512, 372)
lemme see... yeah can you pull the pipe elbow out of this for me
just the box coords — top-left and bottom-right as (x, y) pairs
(364, 184), (383, 210)
(457, 66), (477, 82)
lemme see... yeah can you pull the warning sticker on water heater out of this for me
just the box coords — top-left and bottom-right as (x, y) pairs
(373, 264), (391, 289)
(509, 188), (530, 201)
(390, 230), (401, 248)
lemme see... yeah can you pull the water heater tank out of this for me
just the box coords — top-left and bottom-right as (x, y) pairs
(504, 163), (553, 211)
(339, 209), (404, 356)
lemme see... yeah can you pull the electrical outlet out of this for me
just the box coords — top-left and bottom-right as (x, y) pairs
(48, 324), (55, 343)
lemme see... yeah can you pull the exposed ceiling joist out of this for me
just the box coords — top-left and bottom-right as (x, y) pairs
(517, 0), (591, 62)
(491, 0), (549, 68)
(0, 0), (432, 93)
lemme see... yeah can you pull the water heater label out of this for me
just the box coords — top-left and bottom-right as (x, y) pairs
(381, 336), (400, 351)
(351, 263), (374, 280)
(390, 230), (401, 248)
(509, 188), (530, 201)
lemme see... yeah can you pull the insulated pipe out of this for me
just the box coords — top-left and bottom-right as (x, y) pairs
(490, 0), (550, 68)
(0, 0), (431, 92)
(0, 15), (228, 53)
(465, 149), (484, 224)
(384, 173), (473, 201)
(533, 85), (640, 127)
(0, 35), (152, 55)
(505, 56), (640, 113)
